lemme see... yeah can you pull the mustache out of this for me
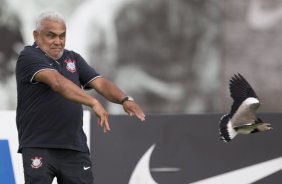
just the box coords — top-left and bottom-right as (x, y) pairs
(50, 48), (63, 50)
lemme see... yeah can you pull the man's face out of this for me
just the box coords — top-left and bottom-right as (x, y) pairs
(33, 20), (66, 60)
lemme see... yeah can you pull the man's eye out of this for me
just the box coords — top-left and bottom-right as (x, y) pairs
(47, 34), (55, 38)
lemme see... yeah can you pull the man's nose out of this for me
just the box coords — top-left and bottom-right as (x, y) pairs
(54, 36), (62, 44)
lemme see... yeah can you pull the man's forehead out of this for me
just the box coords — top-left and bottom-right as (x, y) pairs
(42, 20), (66, 31)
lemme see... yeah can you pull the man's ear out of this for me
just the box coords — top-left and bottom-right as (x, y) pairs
(33, 30), (38, 40)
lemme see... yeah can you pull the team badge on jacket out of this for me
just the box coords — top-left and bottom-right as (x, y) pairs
(64, 59), (76, 73)
(31, 157), (43, 169)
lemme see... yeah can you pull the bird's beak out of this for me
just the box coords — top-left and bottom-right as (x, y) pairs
(266, 123), (273, 130)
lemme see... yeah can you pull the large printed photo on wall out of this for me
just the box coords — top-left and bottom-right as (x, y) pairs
(1, 0), (282, 113)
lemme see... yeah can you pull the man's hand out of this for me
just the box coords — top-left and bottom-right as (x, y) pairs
(91, 102), (110, 133)
(123, 101), (145, 122)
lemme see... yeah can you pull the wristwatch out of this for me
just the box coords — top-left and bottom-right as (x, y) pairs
(121, 96), (134, 104)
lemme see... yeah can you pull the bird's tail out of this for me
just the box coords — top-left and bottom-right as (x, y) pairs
(219, 114), (237, 142)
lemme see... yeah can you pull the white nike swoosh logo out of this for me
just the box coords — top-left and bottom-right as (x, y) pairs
(191, 157), (282, 184)
(129, 144), (158, 184)
(150, 168), (180, 172)
(84, 166), (91, 170)
(129, 144), (282, 184)
(247, 0), (282, 29)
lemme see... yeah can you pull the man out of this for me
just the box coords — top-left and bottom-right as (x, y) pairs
(16, 11), (145, 184)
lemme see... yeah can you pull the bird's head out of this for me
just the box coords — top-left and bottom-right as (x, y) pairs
(257, 123), (273, 131)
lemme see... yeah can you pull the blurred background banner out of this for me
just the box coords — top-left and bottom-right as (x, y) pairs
(1, 0), (282, 114)
(0, 140), (16, 184)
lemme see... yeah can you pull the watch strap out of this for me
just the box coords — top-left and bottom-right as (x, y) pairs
(121, 96), (134, 104)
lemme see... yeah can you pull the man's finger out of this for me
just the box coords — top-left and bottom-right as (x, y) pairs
(104, 121), (110, 132)
(97, 118), (103, 127)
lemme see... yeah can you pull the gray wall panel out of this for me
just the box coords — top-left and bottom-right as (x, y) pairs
(90, 114), (282, 184)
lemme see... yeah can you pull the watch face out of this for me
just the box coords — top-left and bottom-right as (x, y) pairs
(127, 96), (134, 102)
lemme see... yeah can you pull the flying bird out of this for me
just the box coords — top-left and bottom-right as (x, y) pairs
(219, 73), (272, 142)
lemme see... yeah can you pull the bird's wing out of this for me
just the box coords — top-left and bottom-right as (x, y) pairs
(231, 98), (260, 127)
(229, 73), (260, 116)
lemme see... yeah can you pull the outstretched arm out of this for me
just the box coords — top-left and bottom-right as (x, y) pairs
(88, 77), (145, 122)
(34, 69), (110, 133)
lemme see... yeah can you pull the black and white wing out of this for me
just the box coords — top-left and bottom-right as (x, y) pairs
(229, 73), (260, 127)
